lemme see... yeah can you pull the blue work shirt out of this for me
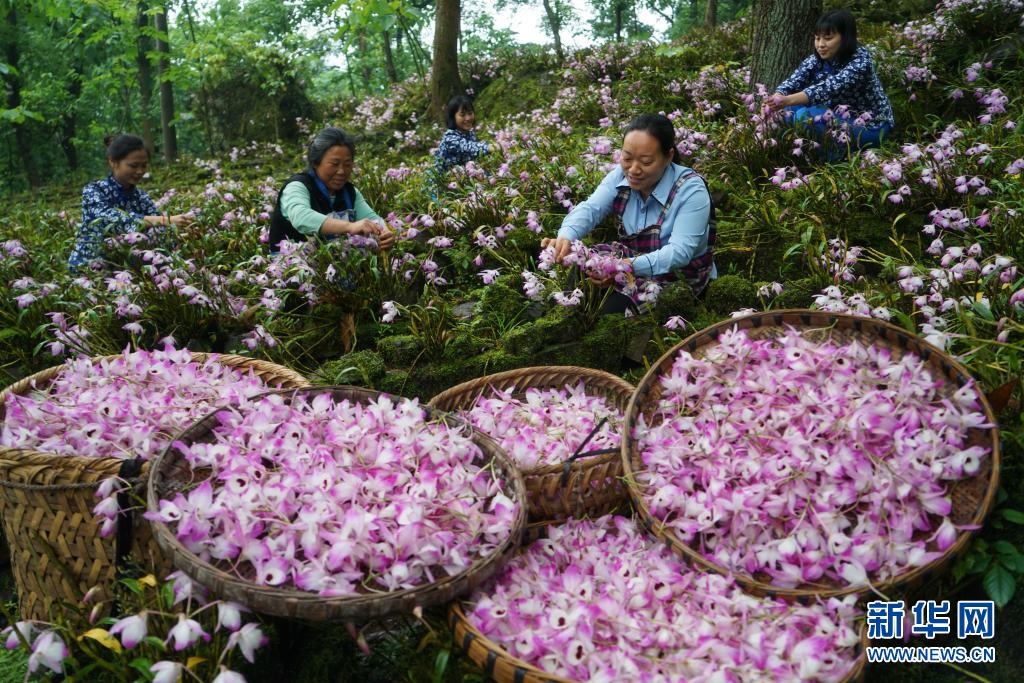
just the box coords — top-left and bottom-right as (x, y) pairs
(557, 163), (715, 279)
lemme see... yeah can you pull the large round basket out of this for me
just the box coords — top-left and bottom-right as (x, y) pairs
(428, 367), (635, 523)
(0, 353), (309, 621)
(622, 310), (1001, 602)
(147, 385), (529, 621)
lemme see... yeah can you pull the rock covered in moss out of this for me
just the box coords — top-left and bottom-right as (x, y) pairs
(651, 280), (704, 324)
(376, 335), (425, 366)
(705, 275), (758, 315)
(314, 350), (385, 388)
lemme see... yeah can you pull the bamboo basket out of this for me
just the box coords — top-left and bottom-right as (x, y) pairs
(147, 386), (528, 621)
(622, 310), (1001, 602)
(0, 353), (309, 621)
(428, 367), (634, 523)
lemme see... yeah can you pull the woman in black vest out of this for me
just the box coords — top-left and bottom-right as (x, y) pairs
(268, 127), (394, 253)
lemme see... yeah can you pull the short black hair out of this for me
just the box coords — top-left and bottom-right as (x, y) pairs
(623, 113), (681, 164)
(104, 134), (147, 162)
(815, 9), (858, 63)
(307, 127), (355, 172)
(445, 95), (475, 130)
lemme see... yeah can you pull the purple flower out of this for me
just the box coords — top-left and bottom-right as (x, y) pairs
(110, 612), (148, 649)
(166, 614), (209, 651)
(28, 631), (68, 674)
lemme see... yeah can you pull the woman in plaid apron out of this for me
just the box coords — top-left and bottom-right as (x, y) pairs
(541, 113), (716, 314)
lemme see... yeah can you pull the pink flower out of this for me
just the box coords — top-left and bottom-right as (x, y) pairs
(28, 631), (68, 674)
(166, 614), (209, 651)
(110, 612), (148, 649)
(151, 661), (182, 683)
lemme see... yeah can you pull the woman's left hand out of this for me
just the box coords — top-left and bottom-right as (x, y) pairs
(376, 228), (396, 250)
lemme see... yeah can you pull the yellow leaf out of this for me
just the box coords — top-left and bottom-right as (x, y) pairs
(138, 574), (158, 588)
(186, 656), (206, 670)
(79, 628), (122, 653)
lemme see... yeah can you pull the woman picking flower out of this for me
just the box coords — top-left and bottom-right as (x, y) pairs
(766, 8), (894, 158)
(541, 113), (716, 314)
(268, 127), (395, 253)
(68, 134), (192, 272)
(433, 95), (489, 175)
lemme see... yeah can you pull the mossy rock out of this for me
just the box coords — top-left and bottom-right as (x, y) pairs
(313, 350), (385, 388)
(376, 335), (425, 366)
(441, 333), (480, 361)
(501, 321), (543, 357)
(536, 315), (632, 372)
(478, 280), (528, 325)
(651, 280), (704, 324)
(773, 277), (822, 310)
(470, 349), (532, 376)
(378, 369), (412, 397)
(705, 275), (758, 316)
(531, 305), (579, 345)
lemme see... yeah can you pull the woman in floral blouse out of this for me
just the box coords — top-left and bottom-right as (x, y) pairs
(68, 134), (191, 271)
(433, 95), (489, 175)
(766, 9), (894, 158)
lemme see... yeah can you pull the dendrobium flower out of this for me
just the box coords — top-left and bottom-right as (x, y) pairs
(110, 612), (148, 649)
(466, 516), (862, 681)
(635, 326), (990, 590)
(167, 614), (210, 651)
(148, 394), (518, 595)
(28, 631), (68, 674)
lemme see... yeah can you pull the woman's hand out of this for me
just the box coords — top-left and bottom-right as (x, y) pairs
(765, 93), (789, 112)
(540, 237), (573, 264)
(349, 218), (396, 250)
(144, 214), (191, 228)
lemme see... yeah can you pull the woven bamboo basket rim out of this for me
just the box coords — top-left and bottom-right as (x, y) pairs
(0, 352), (311, 487)
(621, 309), (1001, 602)
(427, 366), (635, 477)
(147, 385), (529, 621)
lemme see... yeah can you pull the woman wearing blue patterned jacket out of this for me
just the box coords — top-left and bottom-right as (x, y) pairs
(766, 9), (894, 156)
(68, 134), (190, 271)
(434, 95), (489, 174)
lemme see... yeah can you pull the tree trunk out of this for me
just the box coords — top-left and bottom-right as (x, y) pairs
(2, 7), (41, 187)
(136, 1), (155, 155)
(541, 0), (565, 62)
(750, 0), (821, 90)
(358, 34), (372, 89)
(614, 2), (624, 42)
(60, 51), (84, 170)
(382, 30), (399, 83)
(705, 0), (718, 28)
(154, 4), (177, 162)
(429, 0), (462, 122)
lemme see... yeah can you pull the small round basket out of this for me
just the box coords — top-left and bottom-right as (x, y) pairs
(0, 353), (309, 621)
(428, 367), (635, 523)
(147, 386), (529, 621)
(622, 310), (1000, 602)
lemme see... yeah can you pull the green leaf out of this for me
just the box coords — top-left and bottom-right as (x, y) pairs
(999, 554), (1024, 573)
(983, 565), (1015, 607)
(432, 649), (450, 683)
(994, 540), (1020, 557)
(971, 299), (994, 320)
(0, 327), (21, 341)
(1002, 509), (1024, 524)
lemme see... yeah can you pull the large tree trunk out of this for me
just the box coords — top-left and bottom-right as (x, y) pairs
(382, 30), (399, 83)
(154, 4), (177, 163)
(541, 0), (565, 62)
(750, 0), (821, 90)
(358, 34), (372, 89)
(705, 0), (718, 28)
(136, 1), (155, 155)
(614, 2), (624, 42)
(429, 0), (462, 122)
(2, 6), (41, 187)
(60, 51), (84, 170)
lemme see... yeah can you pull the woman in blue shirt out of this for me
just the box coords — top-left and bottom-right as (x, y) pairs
(766, 9), (894, 157)
(541, 113), (716, 313)
(69, 134), (191, 271)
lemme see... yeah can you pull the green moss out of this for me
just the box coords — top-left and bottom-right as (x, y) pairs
(476, 70), (560, 121)
(470, 349), (532, 375)
(773, 277), (822, 310)
(705, 275), (758, 315)
(531, 305), (579, 345)
(312, 350), (386, 387)
(441, 332), (480, 361)
(378, 369), (411, 396)
(651, 280), (704, 324)
(502, 322), (543, 356)
(478, 280), (527, 325)
(376, 335), (425, 366)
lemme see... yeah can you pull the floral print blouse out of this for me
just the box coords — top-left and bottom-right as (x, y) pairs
(434, 129), (489, 173)
(68, 174), (158, 270)
(776, 46), (895, 127)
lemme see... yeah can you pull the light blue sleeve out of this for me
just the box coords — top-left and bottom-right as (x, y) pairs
(630, 178), (711, 278)
(281, 181), (327, 236)
(556, 168), (623, 241)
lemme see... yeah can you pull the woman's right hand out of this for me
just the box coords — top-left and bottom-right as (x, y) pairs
(540, 237), (573, 263)
(168, 214), (192, 227)
(347, 218), (381, 237)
